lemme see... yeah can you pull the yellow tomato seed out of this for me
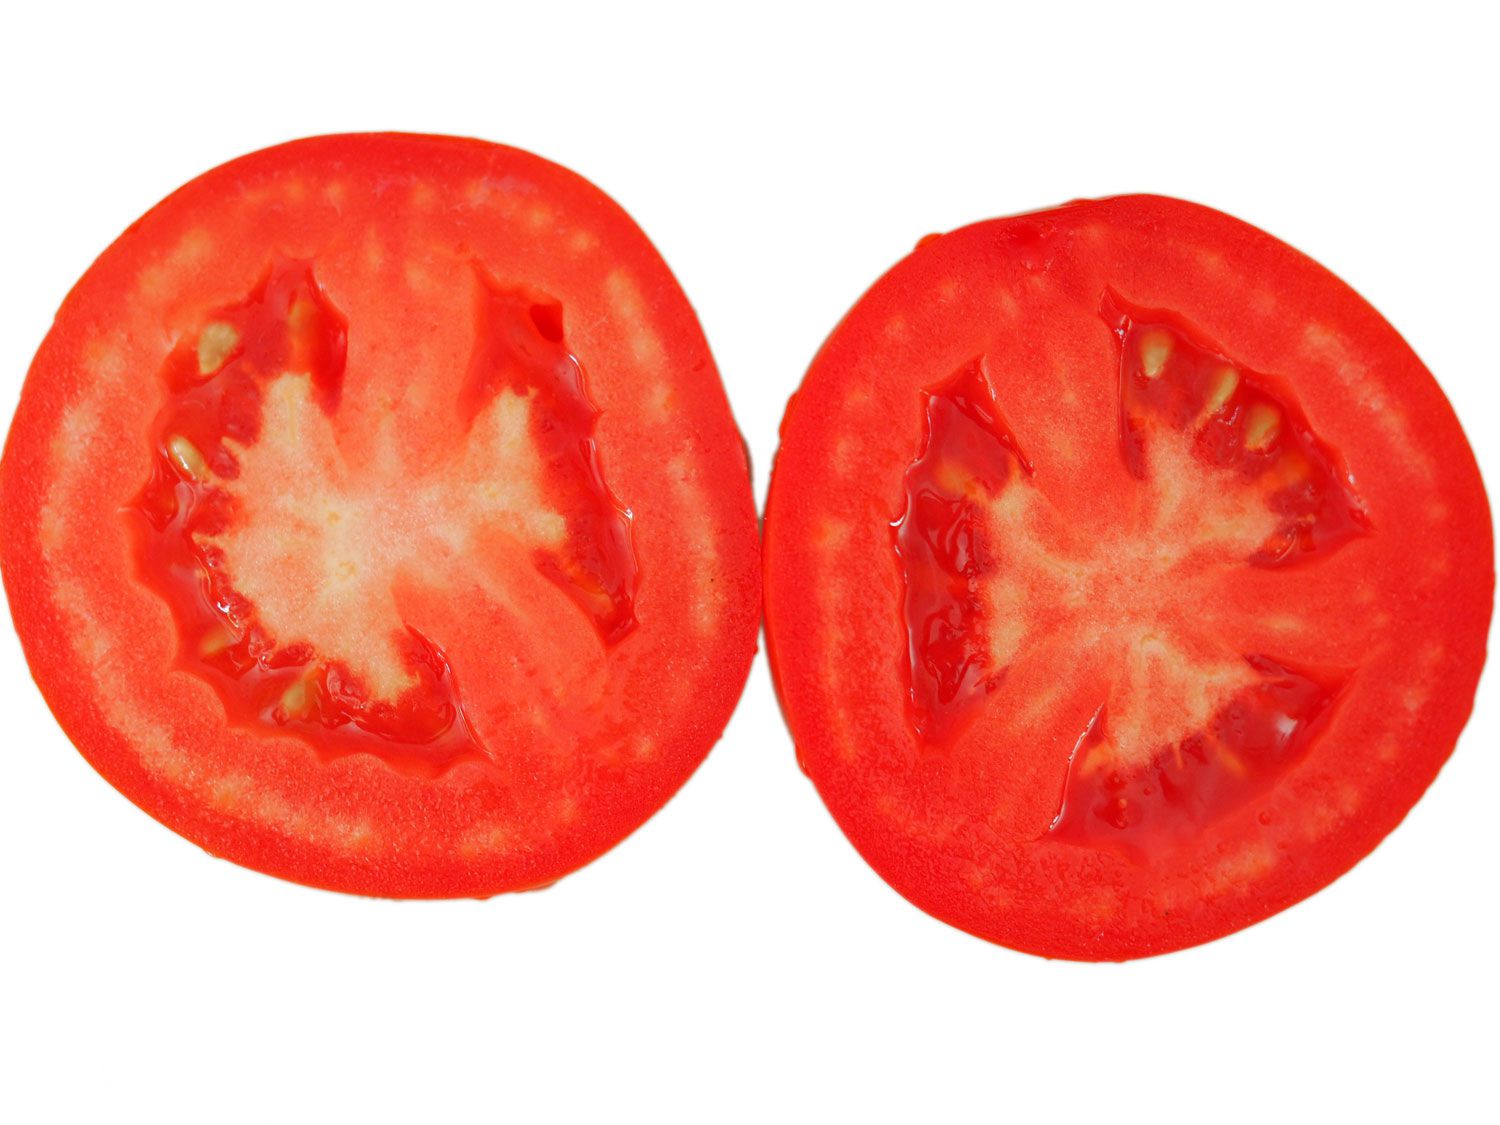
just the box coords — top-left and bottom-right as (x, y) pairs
(1204, 366), (1240, 414)
(167, 435), (209, 480)
(1139, 332), (1172, 378)
(196, 321), (239, 375)
(1244, 403), (1282, 452)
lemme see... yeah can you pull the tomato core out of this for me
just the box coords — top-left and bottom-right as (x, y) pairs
(129, 258), (640, 778)
(892, 293), (1379, 854)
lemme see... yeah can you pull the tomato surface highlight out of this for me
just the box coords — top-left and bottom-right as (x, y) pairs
(1, 134), (759, 897)
(764, 195), (1492, 959)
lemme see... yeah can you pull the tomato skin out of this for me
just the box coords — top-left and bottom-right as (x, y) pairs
(764, 195), (1493, 959)
(1, 134), (760, 897)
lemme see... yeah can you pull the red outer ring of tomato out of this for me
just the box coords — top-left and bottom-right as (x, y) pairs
(1, 134), (760, 897)
(764, 194), (1493, 960)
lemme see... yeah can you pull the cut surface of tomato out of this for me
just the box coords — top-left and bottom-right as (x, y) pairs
(764, 195), (1492, 959)
(1, 133), (759, 896)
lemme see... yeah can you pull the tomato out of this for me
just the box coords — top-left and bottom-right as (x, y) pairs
(763, 195), (1493, 960)
(0, 134), (759, 897)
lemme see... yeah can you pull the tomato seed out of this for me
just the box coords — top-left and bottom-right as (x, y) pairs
(196, 321), (240, 375)
(1243, 404), (1282, 452)
(167, 434), (209, 480)
(1204, 366), (1240, 415)
(280, 678), (310, 716)
(1139, 331), (1172, 378)
(199, 627), (235, 656)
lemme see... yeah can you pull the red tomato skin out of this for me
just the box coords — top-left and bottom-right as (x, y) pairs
(764, 194), (1493, 959)
(1, 134), (760, 897)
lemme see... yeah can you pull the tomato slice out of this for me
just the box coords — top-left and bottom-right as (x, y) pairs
(0, 134), (759, 896)
(764, 195), (1493, 959)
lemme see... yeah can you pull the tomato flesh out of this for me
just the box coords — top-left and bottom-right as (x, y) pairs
(765, 195), (1493, 959)
(1, 134), (759, 896)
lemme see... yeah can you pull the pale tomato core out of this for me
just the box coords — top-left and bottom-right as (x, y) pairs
(131, 259), (639, 778)
(893, 295), (1366, 854)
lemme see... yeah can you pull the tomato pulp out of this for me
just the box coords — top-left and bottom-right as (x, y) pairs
(0, 134), (759, 896)
(764, 195), (1492, 959)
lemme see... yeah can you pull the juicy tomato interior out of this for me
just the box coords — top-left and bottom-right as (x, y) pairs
(1104, 292), (1370, 564)
(1, 134), (759, 896)
(894, 297), (1363, 854)
(131, 258), (641, 779)
(894, 358), (1033, 746)
(766, 195), (1492, 959)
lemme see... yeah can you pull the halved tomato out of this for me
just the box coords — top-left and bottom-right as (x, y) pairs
(0, 133), (759, 897)
(764, 195), (1493, 959)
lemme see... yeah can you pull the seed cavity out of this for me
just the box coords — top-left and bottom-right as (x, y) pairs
(197, 321), (240, 375)
(1139, 332), (1172, 378)
(1244, 404), (1282, 452)
(167, 435), (209, 480)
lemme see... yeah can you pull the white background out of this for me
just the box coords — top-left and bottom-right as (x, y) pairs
(2, 3), (1495, 1122)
